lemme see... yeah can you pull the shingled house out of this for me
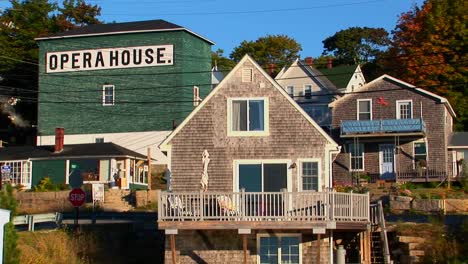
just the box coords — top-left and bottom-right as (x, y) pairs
(157, 55), (373, 263)
(329, 75), (456, 184)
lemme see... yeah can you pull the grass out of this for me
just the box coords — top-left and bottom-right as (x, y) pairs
(17, 229), (98, 264)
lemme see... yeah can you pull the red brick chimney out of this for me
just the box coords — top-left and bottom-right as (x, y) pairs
(327, 58), (333, 69)
(304, 57), (314, 66)
(268, 63), (275, 76)
(54, 127), (64, 153)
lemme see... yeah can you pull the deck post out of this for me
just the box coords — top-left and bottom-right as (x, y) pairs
(243, 234), (247, 264)
(316, 234), (321, 264)
(170, 234), (176, 264)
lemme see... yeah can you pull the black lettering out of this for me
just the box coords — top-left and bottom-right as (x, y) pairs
(133, 49), (142, 65)
(60, 54), (69, 70)
(71, 53), (80, 69)
(49, 55), (58, 70)
(95, 52), (105, 67)
(157, 48), (166, 64)
(145, 48), (154, 64)
(83, 52), (92, 68)
(110, 51), (119, 66)
(121, 50), (130, 65)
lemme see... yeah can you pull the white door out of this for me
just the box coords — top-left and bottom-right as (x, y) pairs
(380, 144), (395, 180)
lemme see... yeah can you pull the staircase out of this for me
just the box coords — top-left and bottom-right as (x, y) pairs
(370, 201), (391, 264)
(103, 189), (134, 212)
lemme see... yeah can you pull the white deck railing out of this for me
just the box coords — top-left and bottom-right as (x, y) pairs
(158, 190), (369, 223)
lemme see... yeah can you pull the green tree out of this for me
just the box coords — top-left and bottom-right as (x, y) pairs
(230, 34), (302, 74)
(0, 184), (19, 264)
(322, 27), (390, 65)
(211, 49), (236, 74)
(384, 0), (467, 130)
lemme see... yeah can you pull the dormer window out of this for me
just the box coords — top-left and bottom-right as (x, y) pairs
(228, 98), (269, 136)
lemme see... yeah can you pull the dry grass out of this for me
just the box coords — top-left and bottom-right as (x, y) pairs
(18, 229), (98, 264)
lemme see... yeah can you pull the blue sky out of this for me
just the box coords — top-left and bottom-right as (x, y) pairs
(1, 0), (423, 58)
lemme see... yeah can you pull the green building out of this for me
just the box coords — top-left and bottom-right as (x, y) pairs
(35, 20), (214, 166)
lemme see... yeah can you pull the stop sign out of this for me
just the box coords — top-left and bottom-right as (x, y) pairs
(69, 188), (86, 207)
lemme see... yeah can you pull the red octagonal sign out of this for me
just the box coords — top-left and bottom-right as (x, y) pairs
(69, 188), (86, 207)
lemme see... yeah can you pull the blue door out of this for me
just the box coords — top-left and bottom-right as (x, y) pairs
(380, 144), (395, 179)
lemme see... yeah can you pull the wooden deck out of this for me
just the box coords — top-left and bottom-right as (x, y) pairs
(158, 191), (370, 231)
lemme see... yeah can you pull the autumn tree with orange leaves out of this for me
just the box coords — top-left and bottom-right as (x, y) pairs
(384, 0), (467, 130)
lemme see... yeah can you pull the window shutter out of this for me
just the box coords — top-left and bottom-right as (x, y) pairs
(242, 68), (253, 82)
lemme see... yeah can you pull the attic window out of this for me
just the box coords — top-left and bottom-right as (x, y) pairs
(242, 68), (253, 82)
(193, 86), (201, 106)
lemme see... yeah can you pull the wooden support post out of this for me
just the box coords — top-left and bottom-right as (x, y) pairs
(147, 147), (152, 190)
(360, 231), (371, 264)
(243, 234), (247, 264)
(170, 234), (176, 264)
(316, 234), (321, 264)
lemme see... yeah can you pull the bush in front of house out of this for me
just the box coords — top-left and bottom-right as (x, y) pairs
(0, 184), (20, 264)
(32, 177), (69, 192)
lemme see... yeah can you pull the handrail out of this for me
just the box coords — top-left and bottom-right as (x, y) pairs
(159, 191), (370, 223)
(377, 200), (391, 264)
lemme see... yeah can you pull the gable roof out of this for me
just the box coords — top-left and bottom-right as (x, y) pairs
(160, 55), (338, 149)
(329, 74), (456, 117)
(318, 65), (361, 89)
(275, 59), (338, 92)
(35, 19), (215, 45)
(0, 143), (147, 161)
(449, 132), (468, 148)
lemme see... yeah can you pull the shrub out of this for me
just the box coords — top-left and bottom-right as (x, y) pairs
(0, 184), (20, 264)
(32, 177), (69, 192)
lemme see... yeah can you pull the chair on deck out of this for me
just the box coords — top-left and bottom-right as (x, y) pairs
(167, 196), (192, 218)
(216, 195), (239, 216)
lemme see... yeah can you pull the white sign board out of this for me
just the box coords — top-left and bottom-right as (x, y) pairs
(1, 165), (11, 181)
(92, 183), (105, 202)
(46, 44), (174, 73)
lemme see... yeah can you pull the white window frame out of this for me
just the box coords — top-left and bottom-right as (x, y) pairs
(286, 86), (294, 97)
(102, 84), (115, 106)
(0, 160), (32, 189)
(413, 139), (428, 169)
(134, 164), (149, 185)
(357, 99), (372, 120)
(349, 143), (365, 171)
(297, 158), (321, 192)
(396, 100), (413, 119)
(233, 159), (292, 192)
(227, 97), (269, 137)
(193, 86), (201, 107)
(257, 233), (302, 264)
(242, 68), (253, 82)
(303, 84), (312, 99)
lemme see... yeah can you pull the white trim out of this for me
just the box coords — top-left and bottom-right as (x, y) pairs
(193, 86), (200, 107)
(0, 160), (32, 189)
(35, 28), (215, 45)
(357, 99), (372, 120)
(396, 99), (413, 119)
(65, 160), (70, 184)
(297, 158), (322, 192)
(379, 144), (395, 176)
(256, 233), (302, 264)
(349, 143), (365, 172)
(329, 74), (456, 117)
(102, 84), (115, 106)
(227, 97), (270, 137)
(233, 159), (292, 192)
(159, 55), (338, 150)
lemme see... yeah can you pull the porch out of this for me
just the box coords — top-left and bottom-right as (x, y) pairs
(158, 191), (370, 230)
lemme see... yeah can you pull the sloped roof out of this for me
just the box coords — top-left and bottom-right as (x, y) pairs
(329, 74), (456, 117)
(160, 55), (338, 149)
(318, 65), (360, 89)
(449, 132), (468, 148)
(0, 143), (147, 161)
(35, 19), (215, 44)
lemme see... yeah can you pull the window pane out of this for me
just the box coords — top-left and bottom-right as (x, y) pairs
(239, 164), (262, 192)
(302, 162), (318, 191)
(349, 144), (364, 170)
(232, 100), (248, 131)
(399, 102), (412, 119)
(263, 163), (287, 192)
(359, 101), (370, 112)
(287, 86), (294, 97)
(260, 237), (279, 264)
(281, 237), (300, 264)
(249, 100), (264, 131)
(414, 143), (426, 155)
(359, 113), (371, 120)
